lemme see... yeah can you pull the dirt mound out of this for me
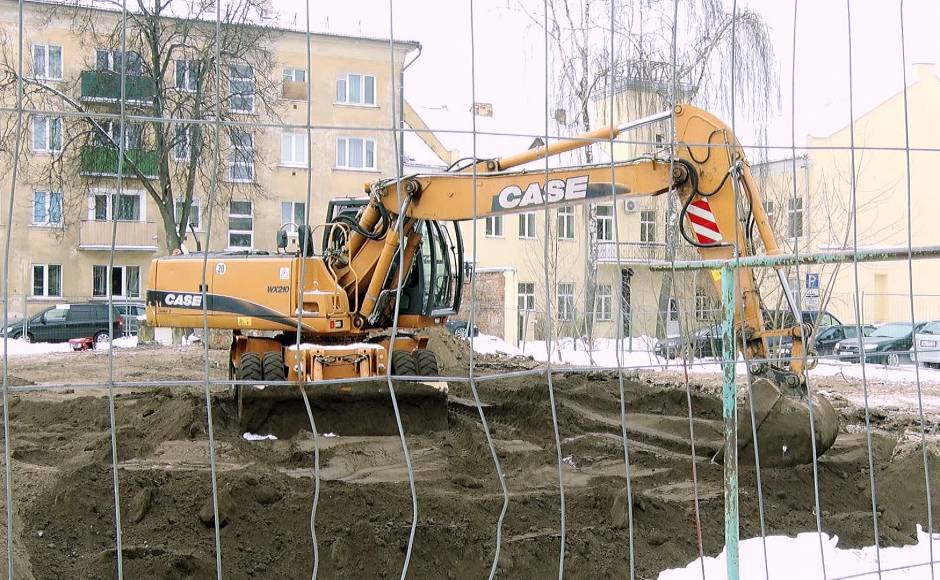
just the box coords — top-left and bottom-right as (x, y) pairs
(2, 353), (938, 578)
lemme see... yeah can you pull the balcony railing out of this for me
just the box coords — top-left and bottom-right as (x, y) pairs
(80, 70), (156, 104)
(79, 220), (159, 251)
(281, 80), (307, 100)
(597, 241), (699, 264)
(80, 146), (159, 179)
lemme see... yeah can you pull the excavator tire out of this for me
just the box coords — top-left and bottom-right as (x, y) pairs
(391, 350), (417, 376)
(414, 349), (439, 376)
(262, 351), (286, 381)
(237, 352), (263, 381)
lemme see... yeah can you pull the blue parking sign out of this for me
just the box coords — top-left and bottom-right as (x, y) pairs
(806, 272), (819, 290)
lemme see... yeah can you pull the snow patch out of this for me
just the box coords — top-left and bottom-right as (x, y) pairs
(242, 432), (277, 441)
(659, 525), (940, 579)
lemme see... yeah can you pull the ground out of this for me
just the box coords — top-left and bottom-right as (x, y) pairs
(0, 332), (938, 579)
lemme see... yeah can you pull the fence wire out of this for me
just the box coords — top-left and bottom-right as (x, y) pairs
(1, 1), (939, 579)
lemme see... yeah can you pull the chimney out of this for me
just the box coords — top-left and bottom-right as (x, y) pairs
(913, 62), (936, 83)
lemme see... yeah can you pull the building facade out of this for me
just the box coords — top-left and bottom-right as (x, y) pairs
(0, 0), (417, 319)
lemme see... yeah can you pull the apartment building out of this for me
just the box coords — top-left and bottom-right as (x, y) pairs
(0, 0), (417, 317)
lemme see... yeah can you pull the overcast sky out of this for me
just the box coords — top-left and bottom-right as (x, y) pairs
(274, 0), (940, 160)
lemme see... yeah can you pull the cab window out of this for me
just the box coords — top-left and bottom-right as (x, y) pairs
(42, 309), (67, 323)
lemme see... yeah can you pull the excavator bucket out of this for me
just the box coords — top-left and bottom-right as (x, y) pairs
(734, 378), (839, 468)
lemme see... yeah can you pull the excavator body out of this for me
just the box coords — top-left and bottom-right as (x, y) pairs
(146, 103), (838, 464)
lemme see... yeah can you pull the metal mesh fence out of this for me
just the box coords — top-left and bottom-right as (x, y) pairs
(0, 0), (939, 579)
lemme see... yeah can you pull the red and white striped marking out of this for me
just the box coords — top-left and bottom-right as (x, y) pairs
(687, 198), (722, 244)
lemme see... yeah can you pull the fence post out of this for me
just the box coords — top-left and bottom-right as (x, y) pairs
(721, 264), (739, 579)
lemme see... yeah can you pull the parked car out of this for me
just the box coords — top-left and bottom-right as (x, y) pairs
(2, 302), (127, 344)
(834, 321), (926, 366)
(115, 302), (146, 335)
(445, 319), (479, 338)
(779, 324), (876, 358)
(912, 321), (940, 368)
(655, 325), (722, 360)
(765, 309), (843, 364)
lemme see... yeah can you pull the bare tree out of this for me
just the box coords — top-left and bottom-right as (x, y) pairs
(526, 0), (778, 342)
(0, 0), (280, 253)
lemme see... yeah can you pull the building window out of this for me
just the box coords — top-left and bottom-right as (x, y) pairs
(32, 191), (63, 226)
(335, 137), (376, 170)
(93, 265), (140, 298)
(518, 212), (536, 239)
(174, 124), (193, 161)
(640, 210), (656, 243)
(228, 200), (253, 248)
(281, 131), (308, 167)
(229, 130), (254, 182)
(281, 201), (306, 233)
(518, 282), (535, 312)
(89, 190), (143, 221)
(174, 200), (200, 231)
(229, 63), (255, 113)
(95, 49), (141, 75)
(31, 116), (62, 153)
(175, 59), (198, 91)
(557, 206), (575, 240)
(597, 284), (612, 321)
(596, 204), (614, 242)
(763, 200), (775, 223)
(283, 68), (306, 82)
(668, 297), (679, 322)
(32, 264), (61, 297)
(95, 120), (143, 150)
(557, 283), (575, 321)
(695, 289), (710, 321)
(336, 73), (376, 106)
(485, 215), (503, 237)
(788, 198), (803, 238)
(31, 44), (62, 80)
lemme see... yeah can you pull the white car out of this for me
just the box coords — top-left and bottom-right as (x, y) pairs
(913, 321), (940, 368)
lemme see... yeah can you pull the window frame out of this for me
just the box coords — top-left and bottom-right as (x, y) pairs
(518, 282), (535, 312)
(484, 215), (503, 238)
(173, 124), (193, 162)
(32, 190), (63, 226)
(280, 130), (309, 168)
(280, 201), (306, 234)
(92, 264), (140, 299)
(518, 212), (536, 239)
(640, 209), (656, 243)
(228, 130), (255, 183)
(557, 206), (575, 240)
(94, 48), (141, 75)
(31, 44), (63, 80)
(87, 188), (145, 222)
(557, 282), (575, 321)
(788, 197), (804, 239)
(335, 72), (376, 106)
(175, 58), (198, 92)
(695, 289), (710, 321)
(227, 200), (254, 249)
(31, 116), (63, 153)
(173, 200), (201, 232)
(283, 67), (306, 83)
(597, 284), (612, 321)
(335, 137), (377, 171)
(228, 63), (255, 114)
(595, 204), (614, 242)
(31, 264), (62, 298)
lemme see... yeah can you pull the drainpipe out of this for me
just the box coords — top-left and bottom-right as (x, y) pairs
(398, 44), (423, 175)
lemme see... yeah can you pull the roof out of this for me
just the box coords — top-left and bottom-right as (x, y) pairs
(17, 0), (420, 51)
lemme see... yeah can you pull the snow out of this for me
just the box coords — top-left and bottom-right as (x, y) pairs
(659, 526), (940, 579)
(0, 338), (71, 356)
(467, 333), (940, 384)
(243, 433), (278, 441)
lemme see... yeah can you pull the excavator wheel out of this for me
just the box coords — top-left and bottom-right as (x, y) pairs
(391, 350), (417, 376)
(262, 351), (286, 381)
(235, 352), (263, 426)
(414, 349), (439, 376)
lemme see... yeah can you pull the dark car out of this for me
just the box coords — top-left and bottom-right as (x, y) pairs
(3, 302), (127, 344)
(776, 324), (875, 362)
(655, 325), (722, 360)
(834, 321), (927, 366)
(445, 319), (479, 338)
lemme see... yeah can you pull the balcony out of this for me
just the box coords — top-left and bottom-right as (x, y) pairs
(597, 241), (699, 264)
(282, 80), (307, 100)
(79, 220), (159, 251)
(80, 146), (159, 179)
(80, 70), (156, 105)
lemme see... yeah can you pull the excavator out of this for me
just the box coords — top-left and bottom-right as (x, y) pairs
(146, 103), (838, 467)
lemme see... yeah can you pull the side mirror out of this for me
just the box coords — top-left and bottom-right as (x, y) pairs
(297, 225), (314, 258)
(276, 229), (288, 251)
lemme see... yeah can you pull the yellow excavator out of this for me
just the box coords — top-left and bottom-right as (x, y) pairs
(146, 104), (838, 466)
